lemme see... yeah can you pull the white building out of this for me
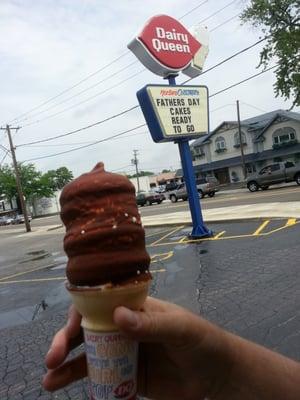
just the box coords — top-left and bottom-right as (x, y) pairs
(186, 109), (300, 184)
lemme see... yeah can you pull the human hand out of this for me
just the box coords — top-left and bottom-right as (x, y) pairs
(43, 298), (234, 399)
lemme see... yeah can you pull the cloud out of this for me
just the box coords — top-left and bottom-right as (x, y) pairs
(0, 0), (298, 178)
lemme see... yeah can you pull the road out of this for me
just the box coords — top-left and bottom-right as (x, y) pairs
(20, 184), (299, 227)
(140, 185), (300, 216)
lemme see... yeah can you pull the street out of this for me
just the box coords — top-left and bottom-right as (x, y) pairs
(140, 184), (300, 216)
(0, 187), (299, 400)
(0, 220), (300, 400)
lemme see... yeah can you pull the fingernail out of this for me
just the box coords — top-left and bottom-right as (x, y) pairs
(123, 308), (138, 328)
(46, 347), (52, 357)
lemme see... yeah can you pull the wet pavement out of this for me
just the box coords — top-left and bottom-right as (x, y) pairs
(0, 219), (299, 399)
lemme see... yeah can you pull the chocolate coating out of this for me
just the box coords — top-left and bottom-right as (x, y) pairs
(60, 163), (151, 286)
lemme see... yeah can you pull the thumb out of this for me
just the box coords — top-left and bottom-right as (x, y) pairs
(113, 306), (190, 344)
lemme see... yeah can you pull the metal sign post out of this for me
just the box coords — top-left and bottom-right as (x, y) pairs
(129, 14), (212, 238)
(168, 76), (211, 238)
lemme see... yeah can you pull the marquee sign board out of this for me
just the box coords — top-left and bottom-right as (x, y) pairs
(137, 84), (209, 142)
(128, 15), (209, 78)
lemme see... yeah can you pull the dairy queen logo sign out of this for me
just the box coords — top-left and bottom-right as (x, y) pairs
(128, 15), (209, 78)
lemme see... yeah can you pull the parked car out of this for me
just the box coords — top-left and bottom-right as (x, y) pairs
(165, 182), (180, 192)
(0, 216), (15, 226)
(136, 191), (165, 206)
(246, 161), (300, 192)
(11, 214), (32, 224)
(168, 177), (219, 203)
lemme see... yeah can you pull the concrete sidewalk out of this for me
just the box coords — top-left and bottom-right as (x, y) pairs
(16, 201), (300, 234)
(142, 201), (300, 226)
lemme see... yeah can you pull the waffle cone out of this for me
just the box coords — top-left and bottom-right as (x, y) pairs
(66, 279), (150, 331)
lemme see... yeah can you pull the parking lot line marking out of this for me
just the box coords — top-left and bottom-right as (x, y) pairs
(285, 218), (297, 226)
(150, 225), (185, 246)
(262, 219), (298, 235)
(0, 263), (56, 282)
(151, 251), (174, 263)
(214, 230), (226, 239)
(151, 268), (166, 273)
(0, 277), (65, 285)
(253, 220), (270, 236)
(149, 233), (258, 247)
(145, 227), (178, 239)
(179, 236), (187, 243)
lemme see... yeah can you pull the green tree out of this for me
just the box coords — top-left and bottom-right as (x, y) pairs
(44, 167), (73, 190)
(161, 169), (171, 173)
(0, 164), (73, 204)
(241, 0), (300, 108)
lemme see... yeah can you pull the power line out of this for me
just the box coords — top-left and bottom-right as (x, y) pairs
(15, 60), (138, 125)
(0, 151), (9, 166)
(181, 36), (267, 84)
(6, 0), (211, 126)
(17, 105), (139, 147)
(20, 65), (277, 163)
(7, 2), (243, 130)
(21, 69), (144, 128)
(198, 0), (237, 24)
(209, 65), (277, 98)
(240, 101), (267, 113)
(21, 124), (146, 163)
(8, 51), (130, 125)
(21, 131), (149, 148)
(179, 0), (210, 19)
(17, 38), (266, 148)
(210, 13), (240, 32)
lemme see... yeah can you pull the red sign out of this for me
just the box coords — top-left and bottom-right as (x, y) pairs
(128, 15), (209, 78)
(114, 380), (135, 399)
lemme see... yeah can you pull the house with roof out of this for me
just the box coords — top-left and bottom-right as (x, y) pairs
(187, 109), (300, 184)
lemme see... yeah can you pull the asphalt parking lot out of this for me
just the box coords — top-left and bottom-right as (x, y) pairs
(0, 218), (299, 399)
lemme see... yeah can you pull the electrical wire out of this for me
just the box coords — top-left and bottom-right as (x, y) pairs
(21, 69), (145, 128)
(209, 13), (240, 32)
(6, 0), (211, 126)
(7, 2), (243, 130)
(181, 36), (267, 84)
(20, 65), (277, 163)
(17, 37), (267, 148)
(209, 65), (277, 98)
(240, 101), (267, 113)
(20, 131), (149, 148)
(179, 0), (210, 19)
(198, 0), (237, 24)
(8, 51), (130, 125)
(0, 151), (9, 166)
(15, 61), (139, 125)
(21, 124), (146, 162)
(16, 105), (139, 147)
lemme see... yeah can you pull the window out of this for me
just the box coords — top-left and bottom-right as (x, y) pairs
(215, 136), (226, 151)
(259, 164), (280, 174)
(270, 164), (280, 171)
(234, 131), (247, 147)
(273, 127), (297, 145)
(285, 161), (295, 168)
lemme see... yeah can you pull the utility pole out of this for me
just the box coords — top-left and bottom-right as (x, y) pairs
(2, 125), (31, 232)
(236, 100), (247, 180)
(131, 149), (140, 192)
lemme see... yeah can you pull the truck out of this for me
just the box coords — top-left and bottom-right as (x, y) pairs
(167, 177), (219, 203)
(246, 161), (300, 192)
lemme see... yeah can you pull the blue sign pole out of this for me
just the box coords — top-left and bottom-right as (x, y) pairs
(168, 76), (212, 238)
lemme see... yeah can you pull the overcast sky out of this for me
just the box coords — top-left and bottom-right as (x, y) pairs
(0, 0), (299, 178)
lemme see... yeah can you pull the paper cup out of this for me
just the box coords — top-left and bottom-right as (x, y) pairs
(67, 280), (150, 400)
